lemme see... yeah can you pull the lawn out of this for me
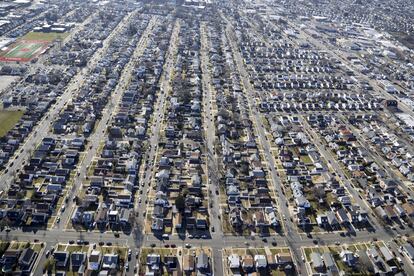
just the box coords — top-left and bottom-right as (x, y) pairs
(0, 110), (24, 138)
(22, 32), (69, 42)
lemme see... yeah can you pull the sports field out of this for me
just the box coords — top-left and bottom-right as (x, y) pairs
(0, 40), (49, 62)
(0, 31), (68, 62)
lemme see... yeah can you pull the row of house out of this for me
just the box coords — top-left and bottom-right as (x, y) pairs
(206, 20), (280, 235)
(150, 17), (210, 235)
(71, 12), (159, 232)
(48, 3), (134, 66)
(0, 136), (84, 226)
(0, 246), (38, 274)
(312, 114), (414, 228)
(269, 115), (364, 230)
(227, 252), (293, 273)
(52, 249), (121, 275)
(145, 250), (210, 275)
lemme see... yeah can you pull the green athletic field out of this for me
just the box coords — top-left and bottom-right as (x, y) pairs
(2, 41), (46, 59)
(0, 32), (68, 62)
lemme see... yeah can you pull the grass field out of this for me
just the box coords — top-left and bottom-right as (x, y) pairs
(22, 31), (69, 42)
(0, 31), (68, 62)
(0, 110), (24, 138)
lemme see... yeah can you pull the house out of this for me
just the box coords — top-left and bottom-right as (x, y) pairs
(266, 254), (276, 268)
(19, 248), (37, 272)
(402, 203), (414, 217)
(88, 250), (101, 271)
(0, 249), (20, 273)
(229, 208), (243, 228)
(70, 252), (86, 274)
(147, 254), (161, 271)
(196, 251), (209, 271)
(357, 250), (375, 274)
(196, 214), (208, 229)
(275, 252), (292, 266)
(164, 256), (178, 271)
(253, 211), (267, 228)
(316, 214), (328, 227)
(151, 218), (163, 231)
(54, 251), (69, 270)
(242, 255), (254, 271)
(183, 255), (195, 272)
(340, 250), (357, 267)
(102, 254), (118, 270)
(384, 205), (398, 220)
(379, 246), (394, 263)
(310, 252), (324, 272)
(322, 252), (338, 274)
(336, 208), (349, 225)
(327, 211), (340, 229)
(227, 254), (240, 269)
(402, 243), (414, 263)
(254, 255), (267, 269)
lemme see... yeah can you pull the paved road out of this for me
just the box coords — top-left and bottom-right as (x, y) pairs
(200, 22), (224, 276)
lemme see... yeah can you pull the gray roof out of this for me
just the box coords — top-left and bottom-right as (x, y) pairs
(310, 252), (324, 268)
(197, 252), (209, 269)
(403, 243), (414, 259)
